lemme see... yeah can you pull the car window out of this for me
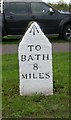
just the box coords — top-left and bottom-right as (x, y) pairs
(0, 2), (2, 13)
(5, 2), (26, 14)
(31, 3), (50, 14)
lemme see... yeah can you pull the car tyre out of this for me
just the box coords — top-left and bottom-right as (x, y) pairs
(63, 24), (71, 41)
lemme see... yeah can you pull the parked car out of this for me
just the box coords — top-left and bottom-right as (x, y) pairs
(1, 0), (71, 40)
(58, 10), (70, 14)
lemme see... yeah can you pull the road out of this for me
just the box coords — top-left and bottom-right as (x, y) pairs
(0, 43), (70, 55)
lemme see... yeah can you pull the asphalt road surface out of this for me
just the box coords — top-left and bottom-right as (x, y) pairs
(0, 43), (70, 55)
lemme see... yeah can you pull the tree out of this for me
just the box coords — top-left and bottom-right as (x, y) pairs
(48, 0), (69, 11)
(69, 1), (71, 12)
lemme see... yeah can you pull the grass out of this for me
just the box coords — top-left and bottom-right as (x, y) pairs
(0, 55), (2, 118)
(1, 36), (69, 44)
(2, 36), (21, 44)
(2, 52), (69, 118)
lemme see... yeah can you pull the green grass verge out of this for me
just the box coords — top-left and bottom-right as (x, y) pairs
(0, 55), (2, 118)
(2, 36), (68, 44)
(2, 53), (69, 118)
(2, 36), (21, 44)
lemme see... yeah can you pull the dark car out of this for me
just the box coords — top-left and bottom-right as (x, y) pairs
(1, 0), (71, 40)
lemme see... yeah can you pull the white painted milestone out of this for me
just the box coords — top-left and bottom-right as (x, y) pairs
(18, 22), (53, 96)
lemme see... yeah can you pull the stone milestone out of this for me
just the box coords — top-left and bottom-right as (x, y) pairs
(18, 22), (53, 96)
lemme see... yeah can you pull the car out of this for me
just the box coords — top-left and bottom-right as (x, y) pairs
(1, 0), (71, 40)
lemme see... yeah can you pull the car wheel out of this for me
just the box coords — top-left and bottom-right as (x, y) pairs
(63, 24), (71, 40)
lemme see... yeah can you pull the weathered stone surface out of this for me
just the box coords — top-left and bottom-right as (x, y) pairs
(18, 22), (53, 96)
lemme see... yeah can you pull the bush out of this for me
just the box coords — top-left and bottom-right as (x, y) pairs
(48, 1), (69, 12)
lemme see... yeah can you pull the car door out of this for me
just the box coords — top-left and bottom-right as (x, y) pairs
(30, 2), (59, 34)
(4, 2), (29, 35)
